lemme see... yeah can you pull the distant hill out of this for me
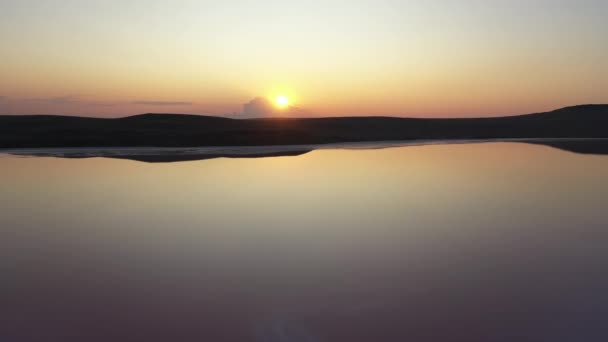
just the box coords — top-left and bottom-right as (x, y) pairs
(520, 104), (608, 120)
(0, 105), (607, 148)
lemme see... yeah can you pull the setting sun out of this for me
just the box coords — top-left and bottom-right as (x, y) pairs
(275, 95), (290, 108)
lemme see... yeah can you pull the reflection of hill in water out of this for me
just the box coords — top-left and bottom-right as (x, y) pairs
(6, 139), (608, 163)
(524, 140), (608, 155)
(99, 140), (608, 162)
(9, 149), (312, 163)
(108, 150), (313, 162)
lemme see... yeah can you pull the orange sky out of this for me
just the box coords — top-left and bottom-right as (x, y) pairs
(0, 1), (606, 118)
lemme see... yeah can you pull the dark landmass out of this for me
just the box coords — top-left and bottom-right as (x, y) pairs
(1, 105), (607, 149)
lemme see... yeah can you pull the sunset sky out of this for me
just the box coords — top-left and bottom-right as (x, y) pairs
(1, 0), (606, 118)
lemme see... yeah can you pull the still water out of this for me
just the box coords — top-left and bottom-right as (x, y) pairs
(2, 142), (608, 341)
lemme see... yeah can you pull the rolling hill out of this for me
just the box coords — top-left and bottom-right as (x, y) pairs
(1, 105), (607, 148)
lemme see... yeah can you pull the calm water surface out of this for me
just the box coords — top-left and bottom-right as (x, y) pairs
(2, 142), (608, 341)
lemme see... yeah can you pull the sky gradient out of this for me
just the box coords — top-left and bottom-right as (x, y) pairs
(1, 0), (607, 118)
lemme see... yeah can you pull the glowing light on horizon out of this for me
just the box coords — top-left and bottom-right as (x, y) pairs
(275, 95), (290, 108)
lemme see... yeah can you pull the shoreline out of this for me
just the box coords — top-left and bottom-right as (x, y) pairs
(3, 138), (608, 161)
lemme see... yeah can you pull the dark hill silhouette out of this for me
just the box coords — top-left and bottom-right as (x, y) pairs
(0, 105), (607, 149)
(520, 104), (608, 120)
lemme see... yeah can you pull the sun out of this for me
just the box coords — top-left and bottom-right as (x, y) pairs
(275, 95), (290, 108)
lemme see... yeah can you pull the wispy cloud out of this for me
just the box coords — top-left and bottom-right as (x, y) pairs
(27, 95), (80, 104)
(132, 101), (193, 106)
(88, 101), (119, 107)
(21, 95), (119, 107)
(2, 95), (195, 112)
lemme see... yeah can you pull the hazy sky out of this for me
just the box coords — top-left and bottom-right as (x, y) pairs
(0, 0), (606, 117)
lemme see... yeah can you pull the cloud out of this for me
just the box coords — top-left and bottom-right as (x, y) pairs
(240, 97), (277, 118)
(87, 101), (119, 107)
(132, 101), (193, 106)
(236, 96), (311, 118)
(27, 95), (80, 104)
(23, 95), (118, 107)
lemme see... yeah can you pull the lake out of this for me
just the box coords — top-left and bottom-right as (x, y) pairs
(2, 141), (608, 341)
